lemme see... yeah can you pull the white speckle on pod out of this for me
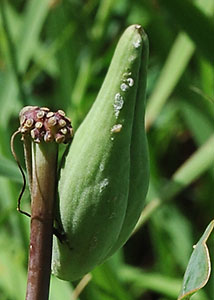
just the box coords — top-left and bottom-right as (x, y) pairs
(114, 93), (124, 118)
(99, 163), (104, 172)
(133, 39), (141, 48)
(111, 124), (122, 133)
(120, 83), (129, 92)
(128, 55), (136, 62)
(127, 78), (134, 87)
(100, 178), (109, 193)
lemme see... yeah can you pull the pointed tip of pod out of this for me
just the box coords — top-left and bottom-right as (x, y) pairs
(124, 24), (148, 51)
(129, 24), (142, 33)
(125, 24), (147, 36)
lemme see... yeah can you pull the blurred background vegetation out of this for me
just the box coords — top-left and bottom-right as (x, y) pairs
(0, 0), (214, 299)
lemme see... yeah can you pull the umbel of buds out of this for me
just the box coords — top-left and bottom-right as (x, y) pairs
(19, 106), (74, 144)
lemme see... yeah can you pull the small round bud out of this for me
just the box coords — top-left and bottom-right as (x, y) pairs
(41, 107), (50, 112)
(55, 134), (65, 144)
(35, 122), (43, 129)
(36, 111), (45, 119)
(61, 128), (67, 135)
(48, 117), (57, 127)
(47, 112), (54, 118)
(44, 131), (54, 143)
(58, 110), (66, 117)
(59, 119), (66, 127)
(25, 118), (34, 128)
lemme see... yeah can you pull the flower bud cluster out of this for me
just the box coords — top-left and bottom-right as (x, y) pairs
(19, 106), (73, 144)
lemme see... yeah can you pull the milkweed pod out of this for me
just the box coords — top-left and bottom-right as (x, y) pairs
(52, 24), (149, 281)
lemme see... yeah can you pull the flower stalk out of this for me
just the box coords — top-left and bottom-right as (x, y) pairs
(26, 141), (58, 300)
(12, 106), (73, 300)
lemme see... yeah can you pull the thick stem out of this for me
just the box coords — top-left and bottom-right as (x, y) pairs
(26, 142), (58, 300)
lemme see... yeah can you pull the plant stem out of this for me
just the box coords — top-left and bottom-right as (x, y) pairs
(26, 142), (58, 300)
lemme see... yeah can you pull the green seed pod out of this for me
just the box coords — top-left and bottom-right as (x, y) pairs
(52, 24), (149, 281)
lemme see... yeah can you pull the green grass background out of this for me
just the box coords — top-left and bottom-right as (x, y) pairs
(0, 0), (214, 299)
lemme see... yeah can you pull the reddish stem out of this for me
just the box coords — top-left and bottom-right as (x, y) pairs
(26, 142), (58, 300)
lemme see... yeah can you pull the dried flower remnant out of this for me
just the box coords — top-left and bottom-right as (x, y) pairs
(19, 106), (73, 144)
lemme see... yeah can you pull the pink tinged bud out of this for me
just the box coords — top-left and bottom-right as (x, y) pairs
(48, 117), (57, 127)
(40, 107), (50, 112)
(58, 110), (66, 117)
(44, 132), (54, 143)
(36, 111), (45, 119)
(55, 134), (65, 144)
(25, 118), (34, 128)
(58, 119), (66, 127)
(46, 112), (54, 118)
(35, 122), (43, 129)
(60, 128), (67, 135)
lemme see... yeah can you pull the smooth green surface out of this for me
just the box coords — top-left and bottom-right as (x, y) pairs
(52, 24), (149, 281)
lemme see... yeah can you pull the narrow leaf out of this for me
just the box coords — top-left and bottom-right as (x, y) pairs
(145, 32), (194, 129)
(159, 0), (214, 63)
(0, 155), (24, 183)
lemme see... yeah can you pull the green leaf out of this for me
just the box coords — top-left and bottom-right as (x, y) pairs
(91, 262), (133, 300)
(0, 233), (26, 300)
(17, 0), (50, 72)
(145, 0), (214, 129)
(145, 32), (194, 128)
(159, 0), (214, 63)
(178, 220), (214, 300)
(135, 135), (214, 229)
(0, 0), (50, 128)
(0, 155), (23, 183)
(180, 100), (214, 146)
